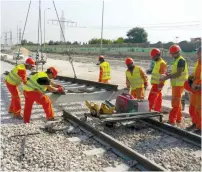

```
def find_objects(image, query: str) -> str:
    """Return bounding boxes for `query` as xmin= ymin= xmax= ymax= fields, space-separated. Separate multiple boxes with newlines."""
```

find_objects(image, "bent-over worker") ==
xmin=23 ymin=67 xmax=64 ymax=123
xmin=5 ymin=57 xmax=36 ymax=119
xmin=125 ymin=57 xmax=148 ymax=99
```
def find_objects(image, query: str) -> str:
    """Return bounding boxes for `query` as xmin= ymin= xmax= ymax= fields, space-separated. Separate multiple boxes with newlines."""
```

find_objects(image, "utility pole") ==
xmin=48 ymin=10 xmax=77 ymax=42
xmin=44 ymin=8 xmax=50 ymax=49
xmin=19 ymin=28 xmax=21 ymax=44
xmin=100 ymin=0 xmax=104 ymax=51
xmin=10 ymin=30 xmax=12 ymax=45
xmin=4 ymin=33 xmax=7 ymax=44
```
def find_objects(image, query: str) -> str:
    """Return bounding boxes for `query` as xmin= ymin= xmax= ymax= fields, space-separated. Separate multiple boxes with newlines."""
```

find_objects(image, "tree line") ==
xmin=21 ymin=27 xmax=201 ymax=52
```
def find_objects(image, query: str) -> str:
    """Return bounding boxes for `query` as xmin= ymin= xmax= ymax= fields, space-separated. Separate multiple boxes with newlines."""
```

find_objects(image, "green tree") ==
xmin=125 ymin=27 xmax=148 ymax=43
xmin=21 ymin=39 xmax=27 ymax=45
xmin=113 ymin=37 xmax=124 ymax=44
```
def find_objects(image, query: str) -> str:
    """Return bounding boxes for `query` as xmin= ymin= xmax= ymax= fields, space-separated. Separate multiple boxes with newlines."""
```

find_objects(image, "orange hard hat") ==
xmin=98 ymin=55 xmax=104 ymax=60
xmin=25 ymin=57 xmax=35 ymax=67
xmin=150 ymin=48 xmax=161 ymax=58
xmin=49 ymin=67 xmax=58 ymax=78
xmin=125 ymin=57 xmax=134 ymax=65
xmin=169 ymin=45 xmax=181 ymax=54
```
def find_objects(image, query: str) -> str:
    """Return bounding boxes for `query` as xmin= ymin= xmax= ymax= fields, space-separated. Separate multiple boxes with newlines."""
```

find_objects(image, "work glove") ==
xmin=56 ymin=84 xmax=62 ymax=88
xmin=188 ymin=75 xmax=194 ymax=81
xmin=57 ymin=86 xmax=64 ymax=93
xmin=144 ymin=82 xmax=148 ymax=90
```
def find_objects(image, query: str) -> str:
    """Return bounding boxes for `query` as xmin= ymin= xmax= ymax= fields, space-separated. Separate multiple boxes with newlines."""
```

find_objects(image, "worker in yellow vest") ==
xmin=161 ymin=45 xmax=188 ymax=125
xmin=148 ymin=48 xmax=167 ymax=112
xmin=23 ymin=67 xmax=64 ymax=123
xmin=5 ymin=57 xmax=36 ymax=119
xmin=125 ymin=57 xmax=148 ymax=99
xmin=98 ymin=55 xmax=111 ymax=83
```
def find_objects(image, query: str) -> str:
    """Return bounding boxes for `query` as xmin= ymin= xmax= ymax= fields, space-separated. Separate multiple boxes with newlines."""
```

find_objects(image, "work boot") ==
xmin=186 ymin=124 xmax=196 ymax=131
xmin=13 ymin=115 xmax=23 ymax=120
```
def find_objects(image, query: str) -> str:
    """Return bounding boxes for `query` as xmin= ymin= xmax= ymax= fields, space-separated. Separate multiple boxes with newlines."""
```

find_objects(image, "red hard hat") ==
xmin=150 ymin=48 xmax=161 ymax=58
xmin=49 ymin=67 xmax=58 ymax=78
xmin=98 ymin=55 xmax=104 ymax=60
xmin=125 ymin=57 xmax=134 ymax=65
xmin=169 ymin=45 xmax=181 ymax=54
xmin=25 ymin=57 xmax=35 ymax=67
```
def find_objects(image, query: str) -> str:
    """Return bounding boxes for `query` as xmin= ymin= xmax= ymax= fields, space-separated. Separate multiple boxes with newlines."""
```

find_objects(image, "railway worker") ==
xmin=125 ymin=57 xmax=148 ymax=99
xmin=23 ymin=67 xmax=64 ymax=123
xmin=184 ymin=47 xmax=201 ymax=133
xmin=97 ymin=55 xmax=111 ymax=83
xmin=148 ymin=48 xmax=167 ymax=112
xmin=160 ymin=45 xmax=188 ymax=125
xmin=5 ymin=57 xmax=36 ymax=119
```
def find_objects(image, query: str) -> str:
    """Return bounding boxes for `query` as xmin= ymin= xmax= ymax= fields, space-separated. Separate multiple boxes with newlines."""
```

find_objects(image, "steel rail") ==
xmin=62 ymin=110 xmax=166 ymax=171
xmin=141 ymin=118 xmax=201 ymax=147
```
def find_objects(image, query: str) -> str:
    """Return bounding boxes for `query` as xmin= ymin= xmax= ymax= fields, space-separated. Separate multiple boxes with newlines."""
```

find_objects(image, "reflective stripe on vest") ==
xmin=194 ymin=61 xmax=202 ymax=80
xmin=171 ymin=56 xmax=188 ymax=86
xmin=23 ymin=72 xmax=48 ymax=93
xmin=6 ymin=64 xmax=26 ymax=85
xmin=100 ymin=61 xmax=111 ymax=80
xmin=126 ymin=66 xmax=144 ymax=90
xmin=151 ymin=59 xmax=166 ymax=84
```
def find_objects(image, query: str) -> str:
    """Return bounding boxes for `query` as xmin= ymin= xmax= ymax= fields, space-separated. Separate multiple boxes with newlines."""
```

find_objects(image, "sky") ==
xmin=1 ymin=0 xmax=202 ymax=44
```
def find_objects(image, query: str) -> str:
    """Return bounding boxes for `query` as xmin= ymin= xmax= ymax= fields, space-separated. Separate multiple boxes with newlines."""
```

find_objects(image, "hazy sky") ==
xmin=1 ymin=0 xmax=201 ymax=44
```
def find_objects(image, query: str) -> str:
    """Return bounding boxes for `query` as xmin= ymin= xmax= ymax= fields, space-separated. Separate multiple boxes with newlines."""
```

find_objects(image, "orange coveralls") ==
xmin=148 ymin=60 xmax=167 ymax=112
xmin=126 ymin=66 xmax=148 ymax=99
xmin=5 ymin=69 xmax=27 ymax=116
xmin=193 ymin=60 xmax=201 ymax=129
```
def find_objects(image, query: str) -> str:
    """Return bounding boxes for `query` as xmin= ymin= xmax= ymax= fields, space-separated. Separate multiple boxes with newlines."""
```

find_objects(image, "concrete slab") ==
xmin=103 ymin=163 xmax=130 ymax=172
xmin=191 ymin=150 xmax=201 ymax=158
xmin=67 ymin=135 xmax=88 ymax=143
xmin=83 ymin=148 xmax=106 ymax=158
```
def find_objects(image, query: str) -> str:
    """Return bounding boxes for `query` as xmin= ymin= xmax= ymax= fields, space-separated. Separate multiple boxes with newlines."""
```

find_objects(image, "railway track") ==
xmin=1 ymin=59 xmax=201 ymax=171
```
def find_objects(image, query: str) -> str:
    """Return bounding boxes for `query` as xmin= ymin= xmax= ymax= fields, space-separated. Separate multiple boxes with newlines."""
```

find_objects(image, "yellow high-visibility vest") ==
xmin=171 ymin=56 xmax=188 ymax=86
xmin=194 ymin=61 xmax=202 ymax=80
xmin=6 ymin=64 xmax=26 ymax=86
xmin=23 ymin=72 xmax=48 ymax=93
xmin=100 ymin=61 xmax=111 ymax=80
xmin=151 ymin=58 xmax=166 ymax=84
xmin=126 ymin=66 xmax=144 ymax=90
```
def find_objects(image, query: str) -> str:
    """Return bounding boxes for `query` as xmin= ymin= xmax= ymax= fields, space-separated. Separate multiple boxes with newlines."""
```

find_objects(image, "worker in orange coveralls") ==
xmin=161 ymin=45 xmax=188 ymax=125
xmin=97 ymin=55 xmax=111 ymax=83
xmin=184 ymin=47 xmax=201 ymax=133
xmin=23 ymin=67 xmax=64 ymax=123
xmin=148 ymin=48 xmax=167 ymax=112
xmin=125 ymin=57 xmax=148 ymax=99
xmin=5 ymin=57 xmax=36 ymax=119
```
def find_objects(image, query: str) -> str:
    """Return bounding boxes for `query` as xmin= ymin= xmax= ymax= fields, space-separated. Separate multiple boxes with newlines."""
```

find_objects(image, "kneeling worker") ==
xmin=5 ymin=57 xmax=36 ymax=119
xmin=23 ymin=67 xmax=64 ymax=123
xmin=125 ymin=57 xmax=148 ymax=99
xmin=98 ymin=55 xmax=111 ymax=83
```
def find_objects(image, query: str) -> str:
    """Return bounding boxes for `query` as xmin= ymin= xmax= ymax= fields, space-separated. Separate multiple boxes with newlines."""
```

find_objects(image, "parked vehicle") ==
xmin=13 ymin=52 xmax=24 ymax=60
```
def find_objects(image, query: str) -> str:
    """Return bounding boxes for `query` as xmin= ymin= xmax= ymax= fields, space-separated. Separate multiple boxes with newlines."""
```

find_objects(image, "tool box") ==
xmin=115 ymin=93 xmax=149 ymax=113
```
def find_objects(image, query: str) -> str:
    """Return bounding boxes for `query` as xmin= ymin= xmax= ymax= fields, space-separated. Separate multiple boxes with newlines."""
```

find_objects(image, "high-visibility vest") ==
xmin=23 ymin=72 xmax=49 ymax=93
xmin=6 ymin=64 xmax=26 ymax=86
xmin=126 ymin=66 xmax=144 ymax=90
xmin=171 ymin=56 xmax=188 ymax=86
xmin=151 ymin=58 xmax=166 ymax=84
xmin=194 ymin=61 xmax=202 ymax=80
xmin=100 ymin=61 xmax=111 ymax=80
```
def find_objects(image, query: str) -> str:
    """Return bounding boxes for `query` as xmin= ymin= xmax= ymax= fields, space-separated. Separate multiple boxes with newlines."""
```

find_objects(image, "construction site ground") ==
xmin=1 ymin=49 xmax=192 ymax=126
